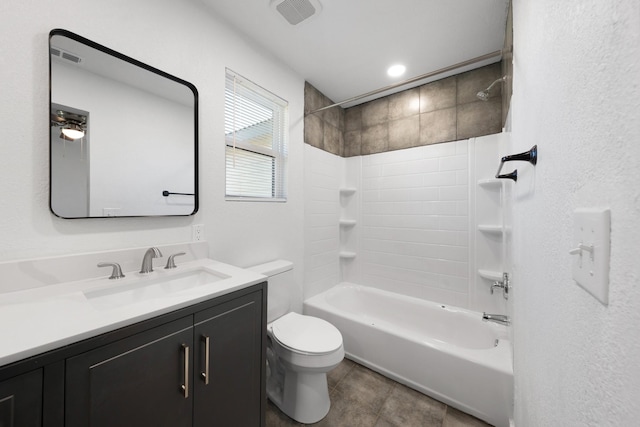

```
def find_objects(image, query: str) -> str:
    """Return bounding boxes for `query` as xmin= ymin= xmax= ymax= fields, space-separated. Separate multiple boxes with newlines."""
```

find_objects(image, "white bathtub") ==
xmin=303 ymin=283 xmax=513 ymax=427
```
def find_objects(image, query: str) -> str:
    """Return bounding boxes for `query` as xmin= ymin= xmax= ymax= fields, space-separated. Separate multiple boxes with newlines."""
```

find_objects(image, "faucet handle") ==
xmin=98 ymin=262 xmax=126 ymax=280
xmin=165 ymin=252 xmax=186 ymax=269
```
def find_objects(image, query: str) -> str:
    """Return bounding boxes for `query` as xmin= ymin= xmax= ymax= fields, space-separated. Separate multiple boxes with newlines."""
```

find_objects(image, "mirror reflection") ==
xmin=49 ymin=29 xmax=198 ymax=218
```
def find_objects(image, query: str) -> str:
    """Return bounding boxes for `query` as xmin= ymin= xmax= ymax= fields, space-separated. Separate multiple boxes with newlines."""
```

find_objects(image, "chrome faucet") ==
xmin=482 ymin=313 xmax=511 ymax=326
xmin=97 ymin=262 xmax=125 ymax=280
xmin=140 ymin=247 xmax=163 ymax=274
xmin=491 ymin=272 xmax=510 ymax=300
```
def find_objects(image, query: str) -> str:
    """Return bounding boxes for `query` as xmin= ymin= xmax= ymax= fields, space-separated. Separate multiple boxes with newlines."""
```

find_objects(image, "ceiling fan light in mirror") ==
xmin=61 ymin=124 xmax=85 ymax=140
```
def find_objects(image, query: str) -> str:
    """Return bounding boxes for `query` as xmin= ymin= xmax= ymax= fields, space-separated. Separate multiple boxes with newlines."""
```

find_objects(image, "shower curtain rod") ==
xmin=306 ymin=49 xmax=505 ymax=115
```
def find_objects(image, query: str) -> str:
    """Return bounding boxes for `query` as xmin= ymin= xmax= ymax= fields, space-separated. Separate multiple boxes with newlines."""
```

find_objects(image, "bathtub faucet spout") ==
xmin=482 ymin=313 xmax=511 ymax=326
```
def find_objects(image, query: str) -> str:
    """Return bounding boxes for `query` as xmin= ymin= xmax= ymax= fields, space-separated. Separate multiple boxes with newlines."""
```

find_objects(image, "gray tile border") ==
xmin=324 ymin=123 xmax=343 ymax=156
xmin=345 ymin=105 xmax=363 ymax=131
xmin=323 ymin=103 xmax=342 ymax=129
xmin=304 ymin=62 xmax=505 ymax=158
xmin=456 ymin=62 xmax=502 ymax=105
xmin=388 ymin=115 xmax=420 ymax=151
xmin=388 ymin=88 xmax=420 ymax=121
xmin=420 ymin=76 xmax=457 ymax=114
xmin=362 ymin=98 xmax=389 ymax=128
xmin=304 ymin=82 xmax=327 ymax=114
xmin=304 ymin=113 xmax=324 ymax=149
xmin=361 ymin=123 xmax=389 ymax=155
xmin=344 ymin=130 xmax=362 ymax=157
xmin=420 ymin=107 xmax=457 ymax=145
xmin=456 ymin=97 xmax=502 ymax=140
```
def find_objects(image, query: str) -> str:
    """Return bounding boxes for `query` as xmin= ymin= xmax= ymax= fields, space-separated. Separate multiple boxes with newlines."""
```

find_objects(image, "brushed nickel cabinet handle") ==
xmin=181 ymin=344 xmax=189 ymax=398
xmin=201 ymin=335 xmax=210 ymax=385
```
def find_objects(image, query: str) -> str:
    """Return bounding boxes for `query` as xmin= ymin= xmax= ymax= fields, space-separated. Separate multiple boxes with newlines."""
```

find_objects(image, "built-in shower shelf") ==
xmin=339 ymin=187 xmax=357 ymax=196
xmin=339 ymin=251 xmax=357 ymax=260
xmin=477 ymin=179 xmax=503 ymax=188
xmin=478 ymin=269 xmax=503 ymax=281
xmin=478 ymin=224 xmax=503 ymax=234
xmin=339 ymin=219 xmax=357 ymax=227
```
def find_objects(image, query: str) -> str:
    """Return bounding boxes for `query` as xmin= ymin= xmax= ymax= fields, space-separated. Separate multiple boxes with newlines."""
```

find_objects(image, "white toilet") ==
xmin=249 ymin=260 xmax=344 ymax=424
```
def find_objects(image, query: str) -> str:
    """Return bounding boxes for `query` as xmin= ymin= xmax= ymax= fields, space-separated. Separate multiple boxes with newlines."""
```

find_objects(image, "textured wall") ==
xmin=304 ymin=63 xmax=504 ymax=157
xmin=0 ymin=0 xmax=306 ymax=311
xmin=511 ymin=0 xmax=640 ymax=425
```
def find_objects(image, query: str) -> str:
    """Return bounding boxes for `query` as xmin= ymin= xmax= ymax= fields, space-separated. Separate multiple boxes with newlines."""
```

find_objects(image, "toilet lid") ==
xmin=271 ymin=312 xmax=342 ymax=354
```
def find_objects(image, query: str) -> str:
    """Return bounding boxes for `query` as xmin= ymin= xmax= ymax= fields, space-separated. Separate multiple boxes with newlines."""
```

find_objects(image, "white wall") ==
xmin=512 ymin=0 xmax=640 ymax=425
xmin=0 ymin=0 xmax=305 ymax=310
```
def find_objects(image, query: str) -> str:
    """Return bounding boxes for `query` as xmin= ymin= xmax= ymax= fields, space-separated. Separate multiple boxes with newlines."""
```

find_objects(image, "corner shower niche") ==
xmin=476 ymin=178 xmax=507 ymax=282
xmin=472 ymin=133 xmax=511 ymax=312
xmin=338 ymin=187 xmax=357 ymax=262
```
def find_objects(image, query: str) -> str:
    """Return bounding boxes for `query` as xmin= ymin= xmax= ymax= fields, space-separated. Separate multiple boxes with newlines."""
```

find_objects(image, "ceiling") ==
xmin=199 ymin=0 xmax=509 ymax=107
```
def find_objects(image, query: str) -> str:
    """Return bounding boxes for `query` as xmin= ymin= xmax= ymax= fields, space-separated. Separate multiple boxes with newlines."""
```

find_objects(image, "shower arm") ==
xmin=495 ymin=145 xmax=538 ymax=182
xmin=484 ymin=76 xmax=507 ymax=92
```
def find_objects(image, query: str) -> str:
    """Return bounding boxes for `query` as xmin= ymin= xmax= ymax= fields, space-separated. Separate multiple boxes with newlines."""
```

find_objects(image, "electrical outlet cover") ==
xmin=571 ymin=208 xmax=611 ymax=305
xmin=192 ymin=224 xmax=205 ymax=242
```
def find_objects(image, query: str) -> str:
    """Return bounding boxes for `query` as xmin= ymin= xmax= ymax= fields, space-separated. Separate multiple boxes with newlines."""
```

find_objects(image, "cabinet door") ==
xmin=193 ymin=290 xmax=264 ymax=427
xmin=0 ymin=369 xmax=42 ymax=427
xmin=65 ymin=316 xmax=194 ymax=427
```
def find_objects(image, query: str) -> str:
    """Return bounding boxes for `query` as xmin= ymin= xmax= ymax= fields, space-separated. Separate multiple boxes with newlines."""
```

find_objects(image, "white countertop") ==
xmin=0 ymin=258 xmax=266 ymax=367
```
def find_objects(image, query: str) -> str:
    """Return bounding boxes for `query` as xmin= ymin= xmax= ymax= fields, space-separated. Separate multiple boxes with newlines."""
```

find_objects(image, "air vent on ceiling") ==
xmin=270 ymin=0 xmax=322 ymax=26
xmin=50 ymin=46 xmax=82 ymax=64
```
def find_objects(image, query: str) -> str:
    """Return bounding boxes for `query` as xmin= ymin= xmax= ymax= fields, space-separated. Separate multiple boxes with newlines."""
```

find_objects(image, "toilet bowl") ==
xmin=249 ymin=260 xmax=344 ymax=424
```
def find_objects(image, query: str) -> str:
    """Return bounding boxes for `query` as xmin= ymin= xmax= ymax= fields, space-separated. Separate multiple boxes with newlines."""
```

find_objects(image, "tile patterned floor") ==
xmin=266 ymin=358 xmax=492 ymax=427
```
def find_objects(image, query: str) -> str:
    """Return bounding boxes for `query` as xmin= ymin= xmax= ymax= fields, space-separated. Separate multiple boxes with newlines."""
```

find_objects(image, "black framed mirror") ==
xmin=49 ymin=29 xmax=198 ymax=218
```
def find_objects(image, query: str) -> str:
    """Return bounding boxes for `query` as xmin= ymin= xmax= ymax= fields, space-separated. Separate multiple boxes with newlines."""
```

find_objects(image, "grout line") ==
xmin=442 ymin=404 xmax=449 ymax=426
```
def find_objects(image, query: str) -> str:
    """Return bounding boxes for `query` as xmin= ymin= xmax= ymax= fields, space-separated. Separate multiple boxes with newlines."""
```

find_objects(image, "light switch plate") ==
xmin=571 ymin=208 xmax=611 ymax=304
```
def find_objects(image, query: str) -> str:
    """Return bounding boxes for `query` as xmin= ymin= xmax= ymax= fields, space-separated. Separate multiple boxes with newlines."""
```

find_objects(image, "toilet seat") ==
xmin=271 ymin=312 xmax=342 ymax=355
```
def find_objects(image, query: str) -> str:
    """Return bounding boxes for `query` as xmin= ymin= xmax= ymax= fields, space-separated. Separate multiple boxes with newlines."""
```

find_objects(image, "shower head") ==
xmin=476 ymin=76 xmax=507 ymax=101
xmin=476 ymin=90 xmax=490 ymax=101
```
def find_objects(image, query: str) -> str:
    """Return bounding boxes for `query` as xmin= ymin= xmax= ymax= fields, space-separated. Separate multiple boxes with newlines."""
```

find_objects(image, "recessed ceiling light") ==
xmin=387 ymin=64 xmax=406 ymax=77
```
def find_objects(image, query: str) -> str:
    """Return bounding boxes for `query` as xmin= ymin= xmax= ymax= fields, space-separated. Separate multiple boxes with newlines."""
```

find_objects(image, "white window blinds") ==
xmin=225 ymin=69 xmax=288 ymax=201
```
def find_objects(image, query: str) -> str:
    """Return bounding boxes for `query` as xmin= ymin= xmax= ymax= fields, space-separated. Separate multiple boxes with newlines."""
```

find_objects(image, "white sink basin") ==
xmin=84 ymin=269 xmax=229 ymax=310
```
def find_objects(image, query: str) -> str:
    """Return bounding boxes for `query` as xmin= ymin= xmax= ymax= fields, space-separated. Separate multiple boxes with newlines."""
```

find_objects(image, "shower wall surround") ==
xmin=304 ymin=134 xmax=506 ymax=313
xmin=304 ymin=62 xmax=503 ymax=157
xmin=303 ymin=146 xmax=344 ymax=299
xmin=359 ymin=140 xmax=471 ymax=307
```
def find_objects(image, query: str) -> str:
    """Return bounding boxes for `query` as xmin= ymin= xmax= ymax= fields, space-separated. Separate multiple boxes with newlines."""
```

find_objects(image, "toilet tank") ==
xmin=248 ymin=260 xmax=294 ymax=323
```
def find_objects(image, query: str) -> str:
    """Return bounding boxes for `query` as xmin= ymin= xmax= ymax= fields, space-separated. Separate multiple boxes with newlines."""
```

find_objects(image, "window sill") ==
xmin=225 ymin=197 xmax=287 ymax=203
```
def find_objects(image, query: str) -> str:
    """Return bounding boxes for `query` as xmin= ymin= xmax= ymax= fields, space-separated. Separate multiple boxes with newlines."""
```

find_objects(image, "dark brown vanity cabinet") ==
xmin=0 ymin=369 xmax=43 ymax=427
xmin=193 ymin=291 xmax=263 ymax=427
xmin=0 ymin=284 xmax=266 ymax=427
xmin=65 ymin=316 xmax=195 ymax=427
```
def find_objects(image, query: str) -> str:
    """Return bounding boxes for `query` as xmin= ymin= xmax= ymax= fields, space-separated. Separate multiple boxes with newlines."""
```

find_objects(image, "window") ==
xmin=224 ymin=69 xmax=288 ymax=201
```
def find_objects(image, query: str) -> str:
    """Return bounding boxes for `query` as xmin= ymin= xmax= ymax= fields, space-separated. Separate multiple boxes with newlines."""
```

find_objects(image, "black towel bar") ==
xmin=162 ymin=190 xmax=195 ymax=197
xmin=495 ymin=145 xmax=537 ymax=182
